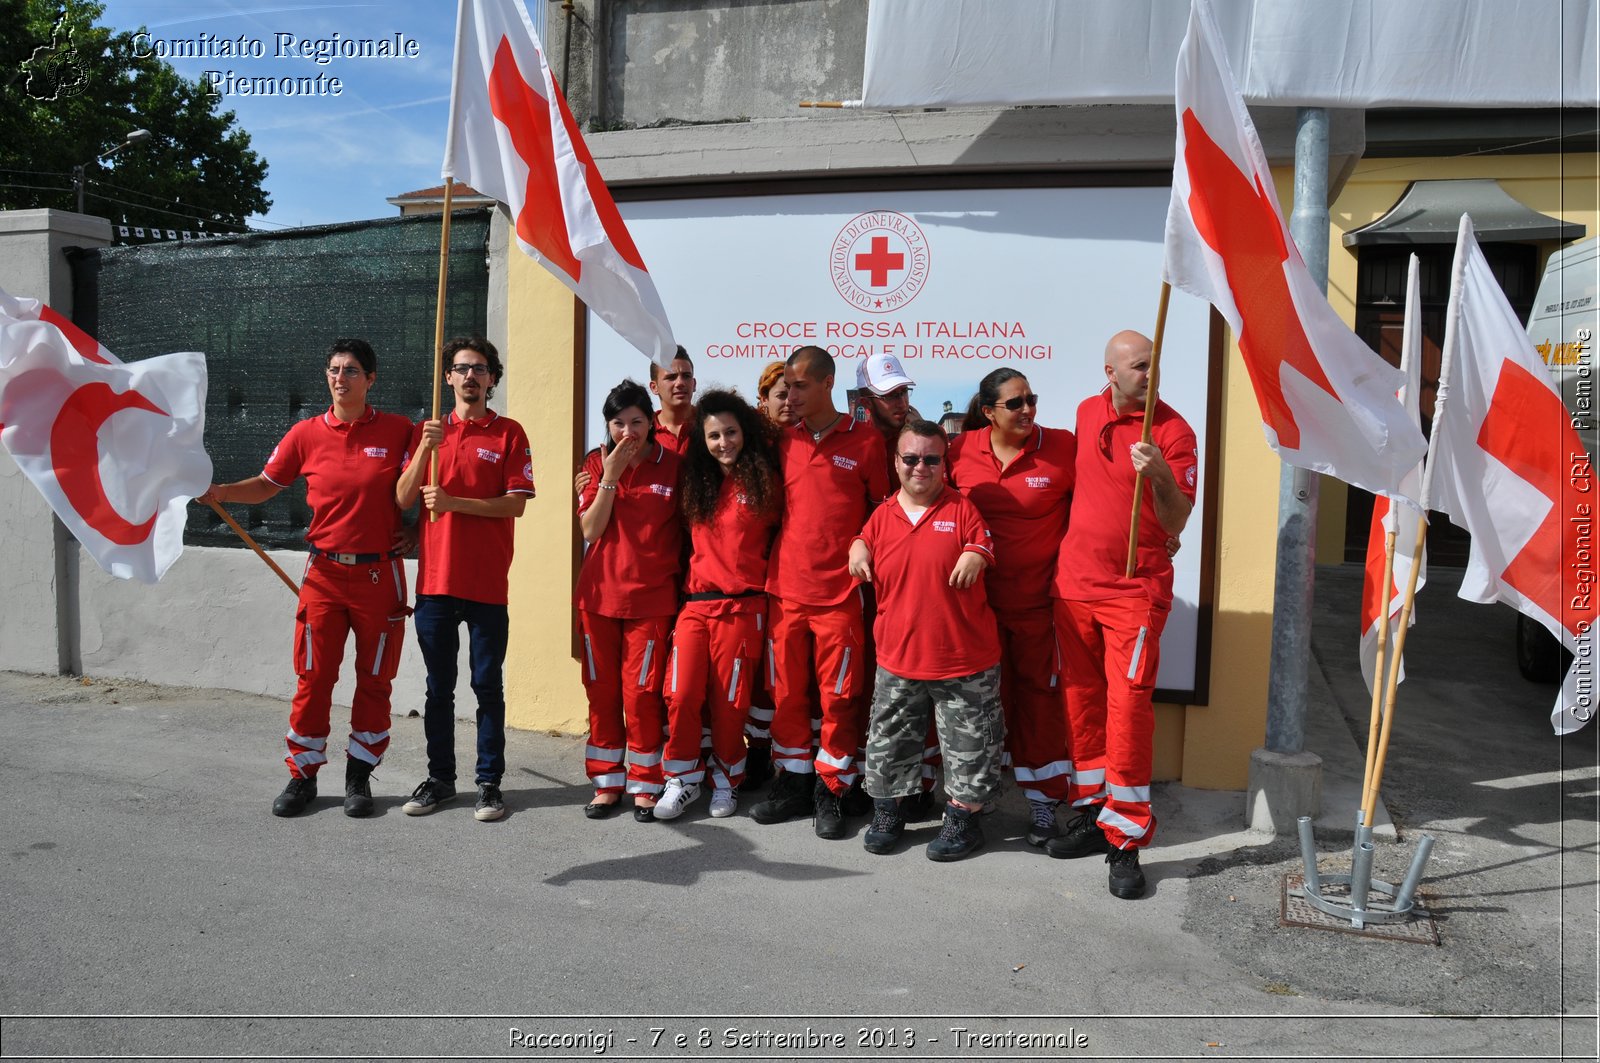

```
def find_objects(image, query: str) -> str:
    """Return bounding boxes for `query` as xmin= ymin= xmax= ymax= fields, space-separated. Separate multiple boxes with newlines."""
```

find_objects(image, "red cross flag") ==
xmin=1162 ymin=0 xmax=1426 ymax=499
xmin=1428 ymin=215 xmax=1597 ymax=734
xmin=1358 ymin=254 xmax=1428 ymax=694
xmin=443 ymin=0 xmax=676 ymax=365
xmin=0 ymin=287 xmax=211 ymax=583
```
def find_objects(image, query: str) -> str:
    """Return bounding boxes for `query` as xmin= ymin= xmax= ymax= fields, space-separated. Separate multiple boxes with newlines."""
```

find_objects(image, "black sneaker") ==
xmin=813 ymin=776 xmax=846 ymax=839
xmin=839 ymin=778 xmax=872 ymax=817
xmin=271 ymin=777 xmax=317 ymax=817
xmin=402 ymin=778 xmax=457 ymax=816
xmin=1025 ymin=799 xmax=1058 ymax=847
xmin=862 ymin=797 xmax=906 ymax=855
xmin=1045 ymin=803 xmax=1110 ymax=859
xmin=926 ymin=802 xmax=985 ymax=862
xmin=344 ymin=761 xmax=375 ymax=818
xmin=749 ymin=770 xmax=814 ymax=825
xmin=474 ymin=783 xmax=505 ymax=822
xmin=1107 ymin=846 xmax=1146 ymax=899
xmin=740 ymin=745 xmax=774 ymax=793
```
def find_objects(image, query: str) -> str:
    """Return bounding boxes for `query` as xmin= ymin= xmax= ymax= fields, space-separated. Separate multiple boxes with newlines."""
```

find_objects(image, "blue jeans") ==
xmin=413 ymin=594 xmax=509 ymax=785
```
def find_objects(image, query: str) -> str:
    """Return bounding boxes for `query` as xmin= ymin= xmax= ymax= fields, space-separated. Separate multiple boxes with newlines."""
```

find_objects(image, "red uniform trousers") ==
xmin=664 ymin=604 xmax=760 ymax=790
xmin=996 ymin=604 xmax=1071 ymax=803
xmin=1052 ymin=595 xmax=1167 ymax=850
xmin=578 ymin=610 xmax=669 ymax=796
xmin=767 ymin=594 xmax=865 ymax=795
xmin=286 ymin=555 xmax=409 ymax=778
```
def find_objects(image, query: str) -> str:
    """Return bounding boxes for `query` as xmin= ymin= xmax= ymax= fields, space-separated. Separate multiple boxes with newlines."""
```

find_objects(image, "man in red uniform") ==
xmin=649 ymin=346 xmax=697 ymax=454
xmin=849 ymin=420 xmax=1002 ymax=861
xmin=1047 ymin=330 xmax=1197 ymax=899
xmin=202 ymin=338 xmax=413 ymax=819
xmin=395 ymin=337 xmax=534 ymax=823
xmin=752 ymin=345 xmax=890 ymax=838
xmin=855 ymin=352 xmax=919 ymax=485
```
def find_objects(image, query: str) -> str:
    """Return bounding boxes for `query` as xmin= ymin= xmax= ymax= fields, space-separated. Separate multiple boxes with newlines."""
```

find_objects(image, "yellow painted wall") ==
xmin=1315 ymin=152 xmax=1600 ymax=563
xmin=504 ymin=252 xmax=588 ymax=733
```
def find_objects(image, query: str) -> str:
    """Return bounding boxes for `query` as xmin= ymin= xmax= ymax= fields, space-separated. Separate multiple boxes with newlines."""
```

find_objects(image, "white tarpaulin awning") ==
xmin=862 ymin=0 xmax=1599 ymax=110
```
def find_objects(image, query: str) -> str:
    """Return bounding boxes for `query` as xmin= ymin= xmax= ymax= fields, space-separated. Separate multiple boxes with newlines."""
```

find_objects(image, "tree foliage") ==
xmin=0 ymin=0 xmax=270 ymax=231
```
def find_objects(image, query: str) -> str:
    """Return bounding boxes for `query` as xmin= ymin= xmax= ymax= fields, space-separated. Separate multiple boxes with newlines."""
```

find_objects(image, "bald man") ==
xmin=1047 ymin=330 xmax=1197 ymax=900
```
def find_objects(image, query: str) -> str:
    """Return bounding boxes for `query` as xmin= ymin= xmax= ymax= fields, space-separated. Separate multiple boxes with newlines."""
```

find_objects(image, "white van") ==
xmin=1517 ymin=235 xmax=1598 ymax=680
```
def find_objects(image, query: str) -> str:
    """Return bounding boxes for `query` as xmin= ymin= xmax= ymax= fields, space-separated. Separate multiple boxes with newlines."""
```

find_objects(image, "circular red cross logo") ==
xmin=829 ymin=210 xmax=930 ymax=314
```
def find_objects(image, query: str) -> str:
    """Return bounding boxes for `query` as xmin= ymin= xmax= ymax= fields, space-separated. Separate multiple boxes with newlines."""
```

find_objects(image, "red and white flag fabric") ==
xmin=1358 ymin=254 xmax=1428 ymax=694
xmin=1428 ymin=215 xmax=1597 ymax=734
xmin=443 ymin=0 xmax=676 ymax=365
xmin=1163 ymin=0 xmax=1426 ymax=499
xmin=0 ymin=287 xmax=211 ymax=583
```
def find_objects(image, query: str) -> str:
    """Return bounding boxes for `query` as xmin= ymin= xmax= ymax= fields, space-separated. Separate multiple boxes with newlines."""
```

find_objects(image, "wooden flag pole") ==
xmin=1359 ymin=528 xmax=1399 ymax=812
xmin=205 ymin=499 xmax=299 ymax=597
xmin=1361 ymin=511 xmax=1429 ymax=827
xmin=1126 ymin=282 xmax=1172 ymax=577
xmin=427 ymin=178 xmax=456 ymax=523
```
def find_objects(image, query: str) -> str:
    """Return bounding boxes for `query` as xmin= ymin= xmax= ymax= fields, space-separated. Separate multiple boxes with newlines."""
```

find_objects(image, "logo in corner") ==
xmin=22 ymin=14 xmax=90 ymax=101
xmin=830 ymin=210 xmax=930 ymax=315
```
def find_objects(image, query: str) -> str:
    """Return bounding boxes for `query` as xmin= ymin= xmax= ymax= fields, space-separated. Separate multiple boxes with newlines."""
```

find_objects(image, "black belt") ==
xmin=308 ymin=545 xmax=402 ymax=565
xmin=685 ymin=589 xmax=766 ymax=603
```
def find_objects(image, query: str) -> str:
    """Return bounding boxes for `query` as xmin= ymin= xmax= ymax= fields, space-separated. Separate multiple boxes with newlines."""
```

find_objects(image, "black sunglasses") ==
xmin=989 ymin=393 xmax=1039 ymax=411
xmin=899 ymin=454 xmax=943 ymax=468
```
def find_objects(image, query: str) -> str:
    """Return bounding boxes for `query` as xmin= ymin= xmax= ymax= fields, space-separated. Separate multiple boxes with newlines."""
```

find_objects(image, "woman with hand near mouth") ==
xmin=574 ymin=379 xmax=683 ymax=821
xmin=201 ymin=338 xmax=415 ymax=819
xmin=654 ymin=390 xmax=782 ymax=821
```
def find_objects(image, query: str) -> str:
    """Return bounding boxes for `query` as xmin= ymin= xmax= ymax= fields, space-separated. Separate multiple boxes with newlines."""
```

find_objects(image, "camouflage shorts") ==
xmin=865 ymin=664 xmax=1004 ymax=806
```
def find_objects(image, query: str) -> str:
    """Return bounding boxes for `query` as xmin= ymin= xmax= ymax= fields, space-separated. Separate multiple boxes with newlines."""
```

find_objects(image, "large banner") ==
xmin=587 ymin=186 xmax=1215 ymax=698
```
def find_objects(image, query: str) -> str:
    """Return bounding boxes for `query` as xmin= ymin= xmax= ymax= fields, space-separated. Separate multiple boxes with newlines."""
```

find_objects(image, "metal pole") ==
xmin=73 ymin=164 xmax=85 ymax=214
xmin=1264 ymin=106 xmax=1329 ymax=754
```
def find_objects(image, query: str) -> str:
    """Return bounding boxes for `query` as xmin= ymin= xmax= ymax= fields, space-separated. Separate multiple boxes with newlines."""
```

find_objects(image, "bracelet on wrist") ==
xmin=598 ymin=481 xmax=618 ymax=491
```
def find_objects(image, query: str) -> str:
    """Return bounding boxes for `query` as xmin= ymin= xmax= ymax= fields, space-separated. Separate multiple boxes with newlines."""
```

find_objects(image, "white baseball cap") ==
xmin=856 ymin=353 xmax=916 ymax=396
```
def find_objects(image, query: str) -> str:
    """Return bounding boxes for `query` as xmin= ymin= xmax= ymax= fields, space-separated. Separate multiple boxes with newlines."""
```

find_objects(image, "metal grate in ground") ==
xmin=1280 ymin=873 xmax=1441 ymax=945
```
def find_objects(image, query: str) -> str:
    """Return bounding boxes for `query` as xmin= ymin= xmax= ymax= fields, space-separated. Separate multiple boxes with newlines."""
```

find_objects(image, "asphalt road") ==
xmin=0 ymin=564 xmax=1595 ymax=1062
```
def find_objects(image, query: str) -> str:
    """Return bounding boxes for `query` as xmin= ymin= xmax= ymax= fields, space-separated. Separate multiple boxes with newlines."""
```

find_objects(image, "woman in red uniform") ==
xmin=949 ymin=367 xmax=1076 ymax=846
xmin=575 ymin=379 xmax=684 ymax=821
xmin=740 ymin=359 xmax=794 ymax=790
xmin=653 ymin=390 xmax=782 ymax=820
xmin=201 ymin=338 xmax=414 ymax=819
xmin=757 ymin=360 xmax=795 ymax=428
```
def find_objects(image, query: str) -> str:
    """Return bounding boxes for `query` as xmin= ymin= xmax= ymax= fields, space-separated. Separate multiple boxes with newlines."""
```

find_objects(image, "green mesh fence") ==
xmin=82 ymin=210 xmax=492 ymax=550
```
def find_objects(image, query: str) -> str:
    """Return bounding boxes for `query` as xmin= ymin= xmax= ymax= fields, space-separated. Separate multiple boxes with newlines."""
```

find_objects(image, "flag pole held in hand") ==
xmin=1126 ymin=282 xmax=1171 ymax=578
xmin=204 ymin=499 xmax=299 ymax=596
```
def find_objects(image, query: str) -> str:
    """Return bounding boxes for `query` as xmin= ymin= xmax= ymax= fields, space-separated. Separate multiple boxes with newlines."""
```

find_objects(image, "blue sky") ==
xmin=99 ymin=2 xmax=544 ymax=231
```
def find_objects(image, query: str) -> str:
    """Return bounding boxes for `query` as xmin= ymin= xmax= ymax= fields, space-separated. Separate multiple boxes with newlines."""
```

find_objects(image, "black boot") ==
xmin=271 ymin=776 xmax=317 ymax=817
xmin=813 ymin=776 xmax=845 ymax=839
xmin=749 ymin=769 xmax=814 ymax=824
xmin=344 ymin=760 xmax=375 ymax=818
xmin=926 ymin=802 xmax=985 ymax=862
xmin=740 ymin=743 xmax=774 ymax=792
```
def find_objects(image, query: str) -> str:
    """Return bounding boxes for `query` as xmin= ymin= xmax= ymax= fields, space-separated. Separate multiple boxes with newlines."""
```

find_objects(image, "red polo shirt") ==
xmin=406 ymin=410 xmax=535 ymax=605
xmin=685 ymin=475 xmax=779 ymax=614
xmin=856 ymin=489 xmax=1000 ymax=680
xmin=652 ymin=414 xmax=693 ymax=455
xmin=766 ymin=417 xmax=891 ymax=607
xmin=574 ymin=443 xmax=683 ymax=618
xmin=262 ymin=406 xmax=412 ymax=554
xmin=948 ymin=425 xmax=1076 ymax=613
xmin=1054 ymin=387 xmax=1198 ymax=607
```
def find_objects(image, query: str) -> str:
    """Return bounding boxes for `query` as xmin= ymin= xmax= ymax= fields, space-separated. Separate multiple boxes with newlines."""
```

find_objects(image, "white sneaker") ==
xmin=708 ymin=787 xmax=737 ymax=818
xmin=654 ymin=777 xmax=700 ymax=820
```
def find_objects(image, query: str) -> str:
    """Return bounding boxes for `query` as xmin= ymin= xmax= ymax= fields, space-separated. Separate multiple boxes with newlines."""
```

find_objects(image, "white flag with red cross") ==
xmin=0 ymin=287 xmax=211 ymax=583
xmin=1359 ymin=254 xmax=1428 ymax=694
xmin=443 ymin=0 xmax=676 ymax=365
xmin=1162 ymin=0 xmax=1427 ymax=499
xmin=1428 ymin=215 xmax=1597 ymax=734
